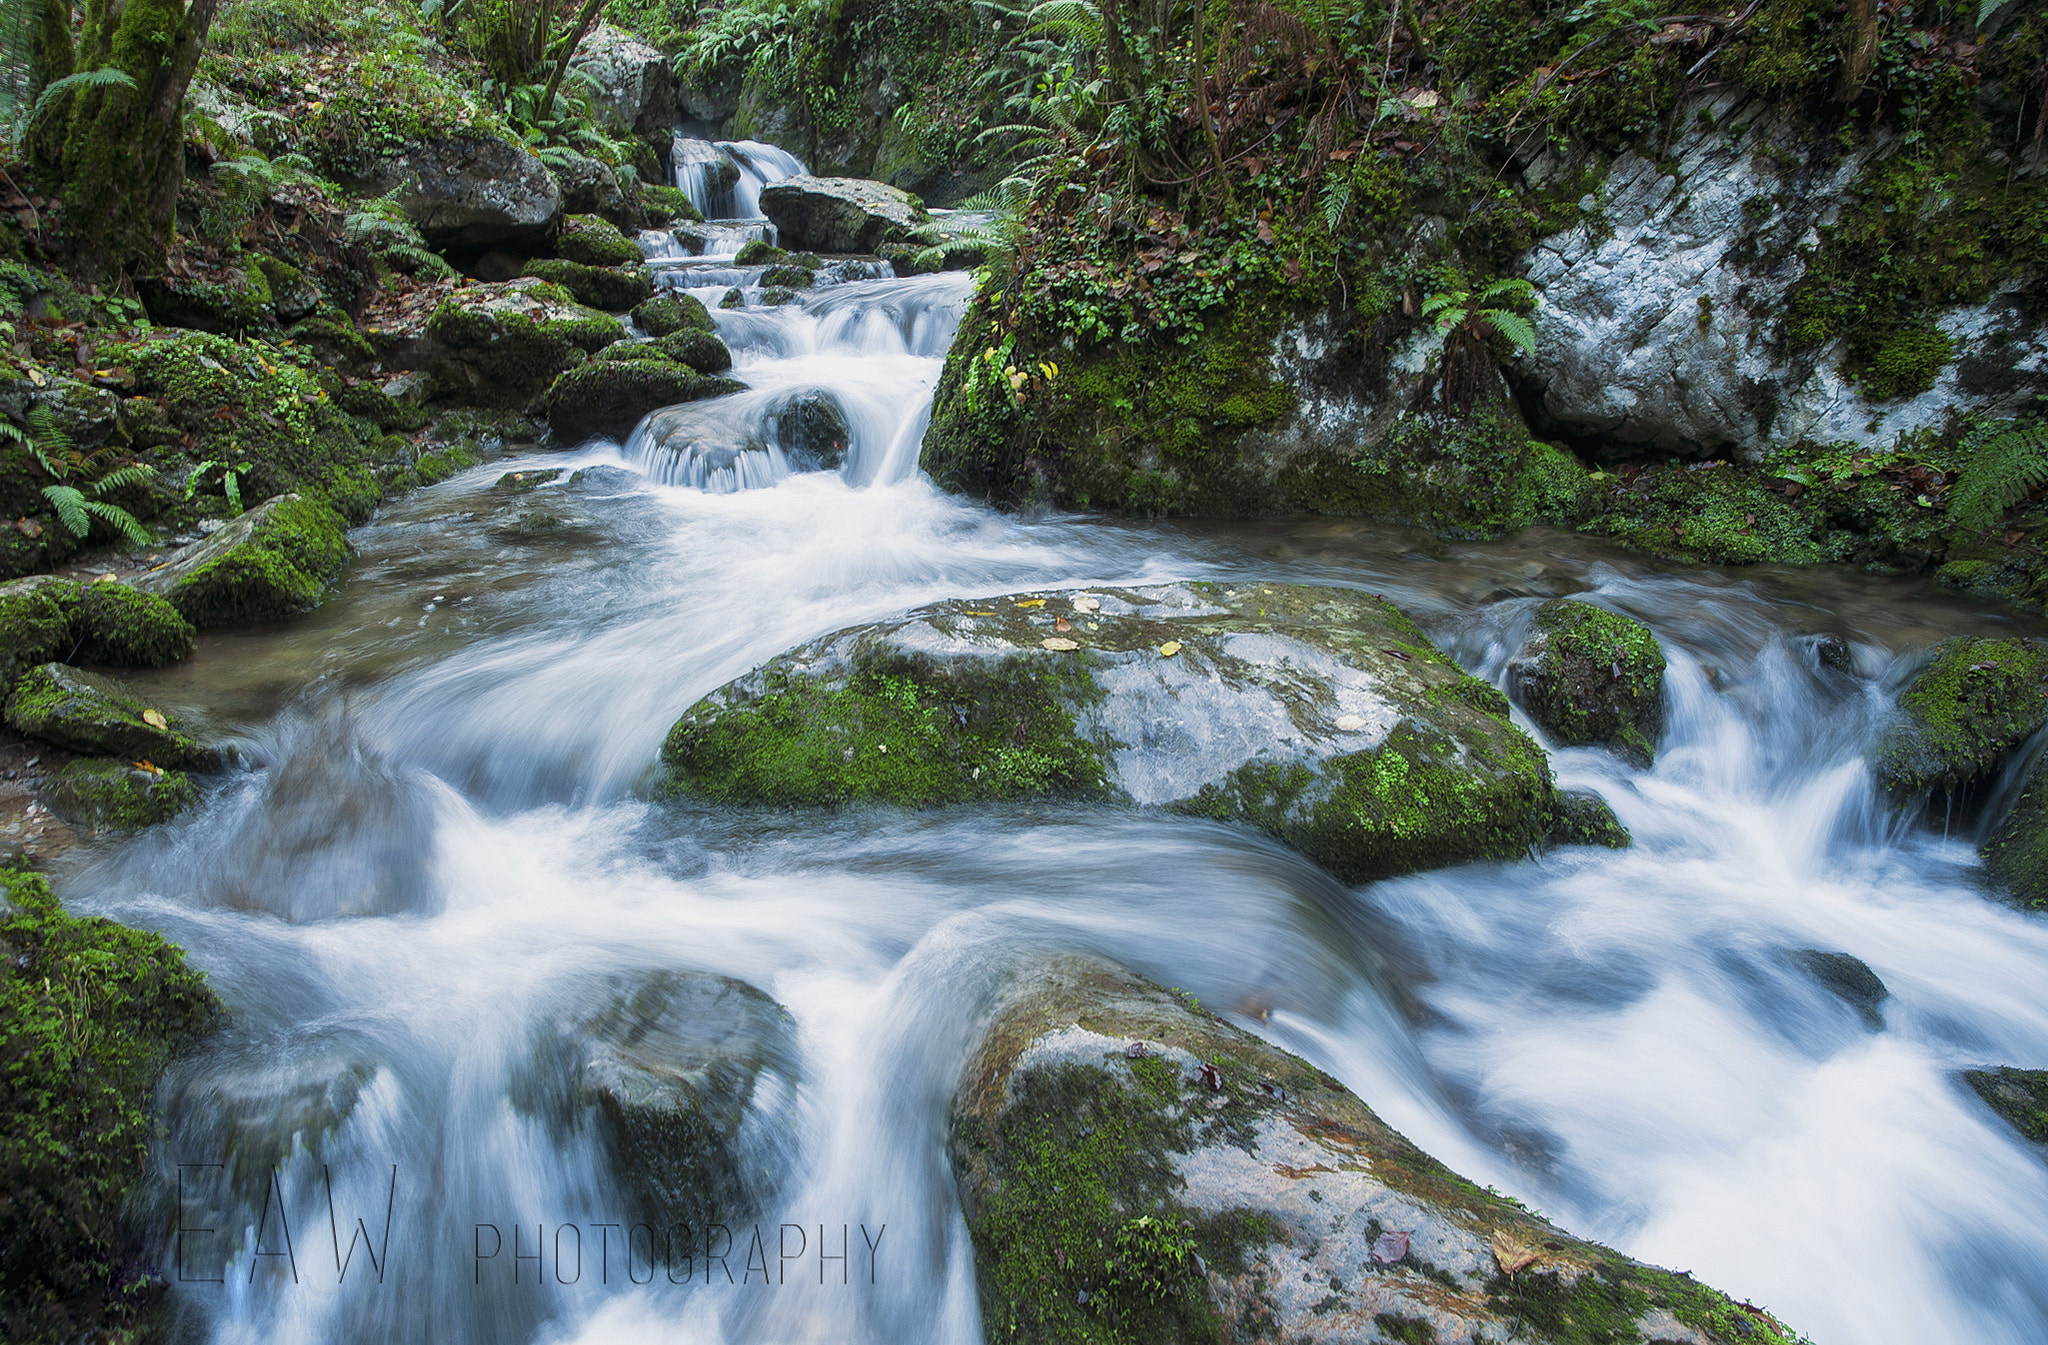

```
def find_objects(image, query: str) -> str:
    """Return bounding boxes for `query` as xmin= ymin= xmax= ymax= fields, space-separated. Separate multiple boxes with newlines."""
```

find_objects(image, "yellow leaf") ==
xmin=1016 ymin=598 xmax=1046 ymax=608
xmin=93 ymin=572 xmax=119 ymax=583
xmin=1491 ymin=1230 xmax=1541 ymax=1276
xmin=964 ymin=610 xmax=995 ymax=616
xmin=1159 ymin=641 xmax=1182 ymax=657
xmin=1041 ymin=637 xmax=1079 ymax=651
xmin=141 ymin=708 xmax=168 ymax=730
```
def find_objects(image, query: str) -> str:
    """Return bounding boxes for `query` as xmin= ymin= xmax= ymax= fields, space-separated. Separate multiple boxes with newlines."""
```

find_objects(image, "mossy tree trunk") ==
xmin=24 ymin=0 xmax=76 ymax=174
xmin=35 ymin=0 xmax=220 ymax=280
xmin=1835 ymin=0 xmax=1880 ymax=102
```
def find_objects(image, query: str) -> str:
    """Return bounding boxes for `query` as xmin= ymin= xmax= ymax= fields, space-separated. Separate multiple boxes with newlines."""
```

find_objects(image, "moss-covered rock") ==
xmin=137 ymin=258 xmax=275 ymax=332
xmin=1510 ymin=600 xmax=1667 ymax=768
xmin=45 ymin=757 xmax=200 ymax=831
xmin=1963 ymin=1067 xmax=2048 ymax=1145
xmin=545 ymin=361 xmax=746 ymax=443
xmin=595 ymin=328 xmax=732 ymax=374
xmin=133 ymin=492 xmax=351 ymax=628
xmin=4 ymin=663 xmax=210 ymax=768
xmin=1788 ymin=949 xmax=1888 ymax=1031
xmin=664 ymin=582 xmax=1557 ymax=884
xmin=734 ymin=240 xmax=786 ymax=266
xmin=1980 ymin=747 xmax=2048 ymax=912
xmin=638 ymin=184 xmax=704 ymax=225
xmin=555 ymin=213 xmax=645 ymax=268
xmin=630 ymin=291 xmax=715 ymax=338
xmin=1546 ymin=789 xmax=1632 ymax=848
xmin=521 ymin=258 xmax=655 ymax=312
xmin=0 ymin=869 xmax=220 ymax=1344
xmin=71 ymin=581 xmax=195 ymax=667
xmin=760 ymin=286 xmax=799 ymax=306
xmin=422 ymin=277 xmax=626 ymax=407
xmin=1877 ymin=638 xmax=2048 ymax=802
xmin=952 ymin=956 xmax=1804 ymax=1345
xmin=0 ymin=577 xmax=83 ymax=698
xmin=758 ymin=263 xmax=815 ymax=290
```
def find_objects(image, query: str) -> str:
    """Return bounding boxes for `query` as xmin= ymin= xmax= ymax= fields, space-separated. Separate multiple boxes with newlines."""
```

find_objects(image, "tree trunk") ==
xmin=26 ymin=0 xmax=77 ymax=173
xmin=51 ymin=0 xmax=220 ymax=279
xmin=1835 ymin=0 xmax=1880 ymax=103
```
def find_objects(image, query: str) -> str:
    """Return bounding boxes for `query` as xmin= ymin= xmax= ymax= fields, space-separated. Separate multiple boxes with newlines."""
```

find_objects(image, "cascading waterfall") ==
xmin=667 ymin=137 xmax=809 ymax=257
xmin=55 ymin=234 xmax=2048 ymax=1345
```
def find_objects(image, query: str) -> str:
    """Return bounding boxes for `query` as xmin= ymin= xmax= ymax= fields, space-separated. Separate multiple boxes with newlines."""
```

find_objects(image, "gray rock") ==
xmin=547 ymin=150 xmax=633 ymax=230
xmin=758 ymin=175 xmax=925 ymax=253
xmin=354 ymin=135 xmax=564 ymax=250
xmin=133 ymin=493 xmax=351 ymax=629
xmin=662 ymin=582 xmax=1556 ymax=885
xmin=1507 ymin=599 xmax=1667 ymax=768
xmin=573 ymin=26 xmax=675 ymax=142
xmin=1789 ymin=949 xmax=1888 ymax=1030
xmin=4 ymin=663 xmax=211 ymax=768
xmin=951 ymin=956 xmax=1781 ymax=1345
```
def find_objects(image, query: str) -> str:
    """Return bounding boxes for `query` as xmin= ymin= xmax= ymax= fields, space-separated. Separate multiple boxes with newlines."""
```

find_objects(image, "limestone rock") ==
xmin=133 ymin=493 xmax=351 ymax=628
xmin=353 ymin=134 xmax=564 ymax=249
xmin=951 ymin=956 xmax=1798 ymax=1345
xmin=662 ymin=582 xmax=1557 ymax=885
xmin=1508 ymin=600 xmax=1667 ymax=768
xmin=572 ymin=27 xmax=676 ymax=142
xmin=4 ymin=663 xmax=210 ymax=768
xmin=547 ymin=151 xmax=634 ymax=230
xmin=758 ymin=176 xmax=925 ymax=253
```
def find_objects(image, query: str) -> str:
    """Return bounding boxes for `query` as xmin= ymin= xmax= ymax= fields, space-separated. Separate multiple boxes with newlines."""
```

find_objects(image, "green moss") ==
xmin=556 ymin=214 xmax=645 ymax=268
xmin=425 ymin=294 xmax=627 ymax=407
xmin=1877 ymin=637 xmax=2048 ymax=799
xmin=1581 ymin=462 xmax=1842 ymax=567
xmin=597 ymin=329 xmax=733 ymax=374
xmin=1515 ymin=600 xmax=1666 ymax=767
xmin=662 ymin=650 xmax=1111 ymax=807
xmin=0 ymin=582 xmax=83 ymax=697
xmin=1547 ymin=790 xmax=1632 ymax=849
xmin=4 ymin=664 xmax=210 ymax=768
xmin=761 ymin=286 xmax=799 ymax=306
xmin=1375 ymin=1313 xmax=1439 ymax=1344
xmin=71 ymin=583 xmax=195 ymax=668
xmin=152 ymin=493 xmax=351 ymax=628
xmin=638 ymin=184 xmax=703 ymax=224
xmin=48 ymin=758 xmax=200 ymax=829
xmin=0 ymin=868 xmax=220 ymax=1345
xmin=1963 ymin=1067 xmax=2048 ymax=1144
xmin=1860 ymin=327 xmax=1953 ymax=401
xmin=545 ymin=361 xmax=746 ymax=442
xmin=521 ymin=258 xmax=655 ymax=312
xmin=631 ymin=290 xmax=716 ymax=337
xmin=734 ymin=240 xmax=787 ymax=265
xmin=1329 ymin=409 xmax=1593 ymax=539
xmin=759 ymin=264 xmax=816 ymax=289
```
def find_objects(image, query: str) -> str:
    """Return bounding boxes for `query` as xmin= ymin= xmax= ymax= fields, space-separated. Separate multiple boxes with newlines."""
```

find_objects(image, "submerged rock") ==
xmin=4 ymin=663 xmax=210 ymax=768
xmin=1509 ymin=599 xmax=1667 ymax=768
xmin=522 ymin=258 xmax=654 ymax=312
xmin=1963 ymin=1067 xmax=2048 ymax=1144
xmin=1877 ymin=637 xmax=2048 ymax=802
xmin=44 ymin=758 xmax=200 ymax=832
xmin=546 ymin=361 xmax=746 ymax=443
xmin=952 ymin=956 xmax=1801 ymax=1345
xmin=758 ymin=176 xmax=925 ymax=253
xmin=663 ymin=582 xmax=1557 ymax=885
xmin=134 ymin=492 xmax=351 ymax=628
xmin=1788 ymin=949 xmax=1888 ymax=1030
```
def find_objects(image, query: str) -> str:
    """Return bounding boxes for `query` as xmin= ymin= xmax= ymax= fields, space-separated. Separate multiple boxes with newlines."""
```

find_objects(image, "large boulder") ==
xmin=572 ymin=27 xmax=676 ymax=143
xmin=355 ymin=134 xmax=563 ymax=250
xmin=1876 ymin=637 xmax=2048 ymax=803
xmin=133 ymin=493 xmax=351 ymax=628
xmin=632 ymin=290 xmax=716 ymax=338
xmin=672 ymin=139 xmax=741 ymax=216
xmin=758 ymin=176 xmax=925 ymax=254
xmin=44 ymin=758 xmax=200 ymax=832
xmin=556 ymin=213 xmax=646 ymax=268
xmin=952 ymin=956 xmax=1803 ymax=1345
xmin=4 ymin=663 xmax=210 ymax=768
xmin=521 ymin=258 xmax=654 ymax=312
xmin=547 ymin=151 xmax=635 ymax=230
xmin=662 ymin=582 xmax=1561 ymax=884
xmin=420 ymin=277 xmax=626 ymax=406
xmin=545 ymin=360 xmax=746 ymax=443
xmin=0 ymin=576 xmax=192 ymax=695
xmin=1508 ymin=599 xmax=1667 ymax=768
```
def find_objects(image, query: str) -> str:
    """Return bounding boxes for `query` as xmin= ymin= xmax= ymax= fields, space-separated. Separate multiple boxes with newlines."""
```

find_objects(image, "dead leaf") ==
xmin=964 ymin=609 xmax=995 ymax=616
xmin=1371 ymin=1230 xmax=1410 ymax=1264
xmin=14 ymin=518 xmax=40 ymax=539
xmin=1072 ymin=596 xmax=1100 ymax=612
xmin=1016 ymin=598 xmax=1047 ymax=608
xmin=141 ymin=708 xmax=168 ymax=730
xmin=1335 ymin=713 xmax=1370 ymax=731
xmin=1159 ymin=641 xmax=1183 ymax=657
xmin=1491 ymin=1230 xmax=1541 ymax=1276
xmin=93 ymin=572 xmax=118 ymax=583
xmin=1198 ymin=1061 xmax=1224 ymax=1091
xmin=1054 ymin=617 xmax=1072 ymax=632
xmin=1041 ymin=637 xmax=1079 ymax=651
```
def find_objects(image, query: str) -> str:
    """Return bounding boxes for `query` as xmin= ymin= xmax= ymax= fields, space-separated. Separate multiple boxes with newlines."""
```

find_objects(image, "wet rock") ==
xmin=760 ymin=286 xmax=799 ymax=306
xmin=952 ymin=956 xmax=1795 ymax=1345
xmin=44 ymin=758 xmax=199 ymax=832
xmin=1877 ymin=637 xmax=2048 ymax=803
xmin=567 ymin=971 xmax=800 ymax=1226
xmin=758 ymin=175 xmax=926 ymax=253
xmin=663 ymin=582 xmax=1557 ymax=885
xmin=1962 ymin=1067 xmax=2048 ymax=1144
xmin=353 ymin=134 xmax=563 ymax=250
xmin=546 ymin=361 xmax=746 ymax=443
xmin=495 ymin=468 xmax=563 ymax=493
xmin=420 ymin=277 xmax=626 ymax=406
xmin=1544 ymin=789 xmax=1631 ymax=849
xmin=555 ymin=213 xmax=646 ymax=268
xmin=1789 ymin=949 xmax=1888 ymax=1030
xmin=166 ymin=1047 xmax=378 ymax=1208
xmin=734 ymin=239 xmax=785 ymax=266
xmin=521 ymin=258 xmax=654 ymax=312
xmin=134 ymin=492 xmax=351 ymax=628
xmin=672 ymin=139 xmax=741 ymax=213
xmin=596 ymin=329 xmax=733 ymax=374
xmin=4 ymin=663 xmax=210 ymax=768
xmin=767 ymin=393 xmax=849 ymax=469
xmin=759 ymin=263 xmax=815 ymax=289
xmin=547 ymin=151 xmax=635 ymax=230
xmin=1509 ymin=599 xmax=1666 ymax=768
xmin=1979 ymin=748 xmax=2048 ymax=912
xmin=718 ymin=287 xmax=744 ymax=310
xmin=1810 ymin=634 xmax=1854 ymax=672
xmin=632 ymin=290 xmax=716 ymax=337
xmin=574 ymin=26 xmax=675 ymax=142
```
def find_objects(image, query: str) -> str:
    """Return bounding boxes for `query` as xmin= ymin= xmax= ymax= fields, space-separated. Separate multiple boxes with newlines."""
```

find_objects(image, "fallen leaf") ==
xmin=141 ymin=708 xmax=168 ymax=730
xmin=1491 ymin=1230 xmax=1541 ymax=1276
xmin=132 ymin=760 xmax=160 ymax=775
xmin=1380 ymin=648 xmax=1411 ymax=661
xmin=964 ymin=610 xmax=995 ymax=616
xmin=1041 ymin=637 xmax=1079 ymax=651
xmin=1198 ymin=1061 xmax=1224 ymax=1091
xmin=1054 ymin=617 xmax=1072 ymax=632
xmin=1335 ymin=713 xmax=1370 ymax=731
xmin=1371 ymin=1230 xmax=1411 ymax=1264
xmin=1072 ymin=596 xmax=1100 ymax=612
xmin=1159 ymin=641 xmax=1183 ymax=657
xmin=93 ymin=572 xmax=118 ymax=583
xmin=1016 ymin=598 xmax=1047 ymax=608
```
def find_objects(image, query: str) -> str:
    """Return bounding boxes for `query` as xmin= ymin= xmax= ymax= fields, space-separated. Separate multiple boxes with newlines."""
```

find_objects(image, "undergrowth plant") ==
xmin=1949 ymin=422 xmax=2048 ymax=537
xmin=2 ymin=408 xmax=158 ymax=546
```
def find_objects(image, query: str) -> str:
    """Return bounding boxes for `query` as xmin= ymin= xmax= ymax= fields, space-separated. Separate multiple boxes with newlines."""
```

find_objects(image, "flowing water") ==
xmin=55 ymin=253 xmax=2048 ymax=1345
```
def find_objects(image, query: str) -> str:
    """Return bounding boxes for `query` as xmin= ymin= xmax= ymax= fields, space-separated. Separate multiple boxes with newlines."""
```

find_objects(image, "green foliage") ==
xmin=344 ymin=188 xmax=458 ymax=279
xmin=26 ymin=66 xmax=135 ymax=129
xmin=19 ymin=408 xmax=157 ymax=547
xmin=0 ymin=868 xmax=221 ymax=1345
xmin=1948 ymin=423 xmax=2048 ymax=537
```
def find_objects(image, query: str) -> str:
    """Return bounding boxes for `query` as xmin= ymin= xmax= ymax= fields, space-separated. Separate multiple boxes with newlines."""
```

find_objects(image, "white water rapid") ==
xmin=61 ymin=252 xmax=2048 ymax=1345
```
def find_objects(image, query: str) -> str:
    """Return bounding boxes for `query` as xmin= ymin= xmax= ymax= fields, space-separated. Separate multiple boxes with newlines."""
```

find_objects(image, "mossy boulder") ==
xmin=45 ymin=758 xmax=200 ymax=831
xmin=1963 ymin=1067 xmax=2048 ymax=1144
xmin=1509 ymin=600 xmax=1667 ymax=768
xmin=545 ymin=360 xmax=746 ymax=443
xmin=596 ymin=329 xmax=732 ymax=374
xmin=952 ymin=956 xmax=1804 ymax=1345
xmin=422 ymin=277 xmax=626 ymax=407
xmin=734 ymin=240 xmax=786 ymax=265
xmin=638 ymin=184 xmax=704 ymax=225
xmin=137 ymin=262 xmax=274 ymax=333
xmin=133 ymin=492 xmax=351 ymax=628
xmin=760 ymin=286 xmax=799 ymax=306
xmin=631 ymin=290 xmax=715 ymax=337
xmin=1546 ymin=789 xmax=1632 ymax=848
xmin=555 ymin=213 xmax=645 ymax=268
xmin=1980 ymin=747 xmax=2048 ymax=911
xmin=0 ymin=577 xmax=87 ymax=697
xmin=1876 ymin=638 xmax=2048 ymax=803
xmin=4 ymin=663 xmax=210 ymax=768
xmin=0 ymin=577 xmax=192 ymax=699
xmin=663 ymin=582 xmax=1558 ymax=885
xmin=0 ymin=870 xmax=220 ymax=1344
xmin=521 ymin=258 xmax=655 ymax=312
xmin=758 ymin=263 xmax=815 ymax=290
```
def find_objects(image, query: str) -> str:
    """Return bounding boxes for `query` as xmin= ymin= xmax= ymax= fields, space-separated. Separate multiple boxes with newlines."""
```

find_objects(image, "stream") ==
xmin=52 ymin=179 xmax=2048 ymax=1345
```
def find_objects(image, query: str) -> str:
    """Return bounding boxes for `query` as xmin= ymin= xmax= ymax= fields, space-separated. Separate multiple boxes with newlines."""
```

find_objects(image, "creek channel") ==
xmin=53 ymin=194 xmax=2048 ymax=1345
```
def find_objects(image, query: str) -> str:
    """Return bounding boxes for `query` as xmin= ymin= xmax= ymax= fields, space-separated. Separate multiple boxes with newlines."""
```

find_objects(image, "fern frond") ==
xmin=0 ymin=420 xmax=24 ymax=447
xmin=1482 ymin=310 xmax=1539 ymax=357
xmin=89 ymin=463 xmax=159 ymax=495
xmin=1949 ymin=424 xmax=2048 ymax=536
xmin=42 ymin=484 xmax=89 ymax=537
xmin=29 ymin=67 xmax=137 ymax=127
xmin=1475 ymin=277 xmax=1539 ymax=309
xmin=1419 ymin=293 xmax=1463 ymax=322
xmin=81 ymin=498 xmax=152 ymax=546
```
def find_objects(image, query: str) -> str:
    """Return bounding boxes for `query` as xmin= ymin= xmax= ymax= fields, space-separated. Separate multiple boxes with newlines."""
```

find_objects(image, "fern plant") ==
xmin=27 ymin=67 xmax=137 ymax=129
xmin=185 ymin=457 xmax=253 ymax=515
xmin=1423 ymin=277 xmax=1541 ymax=410
xmin=1948 ymin=423 xmax=2048 ymax=537
xmin=18 ymin=407 xmax=158 ymax=546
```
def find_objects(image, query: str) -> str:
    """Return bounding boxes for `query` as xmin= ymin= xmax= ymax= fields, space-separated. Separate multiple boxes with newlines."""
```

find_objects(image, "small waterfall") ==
xmin=669 ymin=137 xmax=807 ymax=226
xmin=722 ymin=140 xmax=806 ymax=220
